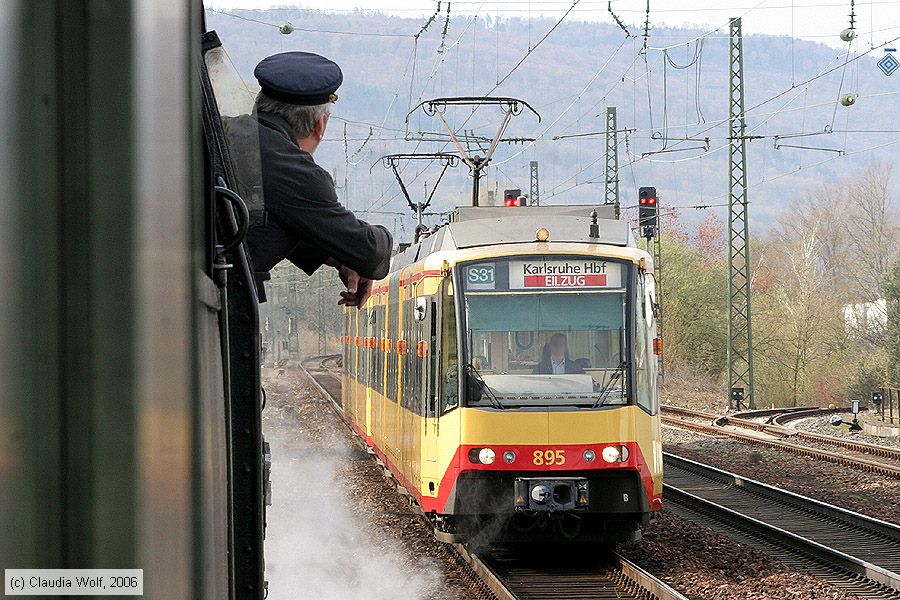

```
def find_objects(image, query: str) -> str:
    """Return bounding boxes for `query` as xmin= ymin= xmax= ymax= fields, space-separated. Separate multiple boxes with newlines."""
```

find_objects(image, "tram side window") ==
xmin=374 ymin=305 xmax=384 ymax=395
xmin=349 ymin=310 xmax=357 ymax=382
xmin=343 ymin=313 xmax=350 ymax=377
xmin=388 ymin=281 xmax=399 ymax=403
xmin=409 ymin=296 xmax=424 ymax=414
xmin=634 ymin=274 xmax=654 ymax=414
xmin=365 ymin=309 xmax=375 ymax=389
xmin=645 ymin=274 xmax=660 ymax=414
xmin=401 ymin=296 xmax=414 ymax=412
xmin=441 ymin=279 xmax=459 ymax=413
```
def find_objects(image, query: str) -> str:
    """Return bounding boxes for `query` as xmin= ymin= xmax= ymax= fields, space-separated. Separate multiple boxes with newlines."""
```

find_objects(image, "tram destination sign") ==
xmin=509 ymin=259 xmax=621 ymax=289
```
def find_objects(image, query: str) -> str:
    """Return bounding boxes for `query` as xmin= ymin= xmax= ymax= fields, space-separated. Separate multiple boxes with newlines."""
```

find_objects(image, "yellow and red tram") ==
xmin=340 ymin=205 xmax=662 ymax=544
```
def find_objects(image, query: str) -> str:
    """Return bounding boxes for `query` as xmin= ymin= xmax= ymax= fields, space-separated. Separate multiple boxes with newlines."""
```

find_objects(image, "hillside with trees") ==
xmin=217 ymin=8 xmax=900 ymax=405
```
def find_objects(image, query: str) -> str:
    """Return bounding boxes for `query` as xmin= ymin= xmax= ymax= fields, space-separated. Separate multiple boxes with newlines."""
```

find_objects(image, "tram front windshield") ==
xmin=461 ymin=257 xmax=629 ymax=408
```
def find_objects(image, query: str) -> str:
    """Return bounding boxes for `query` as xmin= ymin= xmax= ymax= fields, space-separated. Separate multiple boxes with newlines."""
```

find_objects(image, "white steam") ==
xmin=264 ymin=429 xmax=447 ymax=600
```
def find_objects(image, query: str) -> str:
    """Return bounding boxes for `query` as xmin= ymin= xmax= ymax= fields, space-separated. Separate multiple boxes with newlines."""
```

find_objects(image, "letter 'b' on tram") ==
xmin=638 ymin=186 xmax=657 ymax=239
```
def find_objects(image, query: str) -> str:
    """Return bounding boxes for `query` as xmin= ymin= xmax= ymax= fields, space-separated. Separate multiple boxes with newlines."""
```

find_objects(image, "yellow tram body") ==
xmin=341 ymin=206 xmax=662 ymax=543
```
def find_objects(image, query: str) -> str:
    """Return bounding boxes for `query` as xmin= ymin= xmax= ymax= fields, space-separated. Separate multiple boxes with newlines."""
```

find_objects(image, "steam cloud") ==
xmin=264 ymin=429 xmax=448 ymax=600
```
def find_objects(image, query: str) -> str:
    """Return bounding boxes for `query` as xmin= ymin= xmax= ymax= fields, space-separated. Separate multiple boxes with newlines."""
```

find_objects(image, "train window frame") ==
xmin=440 ymin=275 xmax=460 ymax=415
xmin=415 ymin=296 xmax=427 ymax=322
xmin=387 ymin=274 xmax=400 ymax=404
xmin=455 ymin=255 xmax=636 ymax=410
xmin=633 ymin=272 xmax=657 ymax=415
xmin=427 ymin=298 xmax=438 ymax=417
xmin=380 ymin=303 xmax=387 ymax=396
xmin=401 ymin=294 xmax=416 ymax=412
xmin=642 ymin=272 xmax=660 ymax=415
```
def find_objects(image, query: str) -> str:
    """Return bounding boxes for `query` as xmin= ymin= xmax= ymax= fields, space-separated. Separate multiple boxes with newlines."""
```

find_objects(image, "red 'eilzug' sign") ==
xmin=523 ymin=274 xmax=608 ymax=288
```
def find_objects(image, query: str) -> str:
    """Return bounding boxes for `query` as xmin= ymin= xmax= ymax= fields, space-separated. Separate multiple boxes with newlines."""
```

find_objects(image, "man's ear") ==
xmin=315 ymin=113 xmax=328 ymax=140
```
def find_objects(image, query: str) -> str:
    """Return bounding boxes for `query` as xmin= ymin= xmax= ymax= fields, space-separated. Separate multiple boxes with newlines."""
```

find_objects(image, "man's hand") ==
xmin=337 ymin=265 xmax=373 ymax=308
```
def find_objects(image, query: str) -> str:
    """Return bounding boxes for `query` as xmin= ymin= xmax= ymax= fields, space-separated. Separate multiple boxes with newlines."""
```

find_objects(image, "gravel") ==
xmin=792 ymin=413 xmax=900 ymax=448
xmin=620 ymin=511 xmax=860 ymax=600
xmin=663 ymin=425 xmax=900 ymax=524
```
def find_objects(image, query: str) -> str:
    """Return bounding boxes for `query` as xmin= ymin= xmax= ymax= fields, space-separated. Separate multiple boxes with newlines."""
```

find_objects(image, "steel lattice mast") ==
xmin=604 ymin=107 xmax=620 ymax=218
xmin=727 ymin=17 xmax=756 ymax=409
xmin=530 ymin=160 xmax=540 ymax=205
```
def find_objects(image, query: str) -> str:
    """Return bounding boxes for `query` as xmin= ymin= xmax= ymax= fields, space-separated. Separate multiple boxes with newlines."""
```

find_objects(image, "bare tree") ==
xmin=841 ymin=161 xmax=899 ymax=343
xmin=762 ymin=199 xmax=849 ymax=406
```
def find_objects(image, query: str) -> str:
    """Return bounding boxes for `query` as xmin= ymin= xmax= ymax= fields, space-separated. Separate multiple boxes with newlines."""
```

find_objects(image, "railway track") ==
xmin=664 ymin=453 xmax=900 ymax=599
xmin=463 ymin=545 xmax=688 ymax=600
xmin=661 ymin=404 xmax=900 ymax=479
xmin=298 ymin=356 xmax=688 ymax=600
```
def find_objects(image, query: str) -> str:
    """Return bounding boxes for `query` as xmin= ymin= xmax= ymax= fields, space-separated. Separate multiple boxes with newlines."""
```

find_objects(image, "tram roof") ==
xmin=448 ymin=204 xmax=617 ymax=223
xmin=393 ymin=204 xmax=635 ymax=270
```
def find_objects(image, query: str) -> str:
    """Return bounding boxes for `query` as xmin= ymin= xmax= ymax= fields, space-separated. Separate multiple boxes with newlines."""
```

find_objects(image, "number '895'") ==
xmin=532 ymin=449 xmax=565 ymax=466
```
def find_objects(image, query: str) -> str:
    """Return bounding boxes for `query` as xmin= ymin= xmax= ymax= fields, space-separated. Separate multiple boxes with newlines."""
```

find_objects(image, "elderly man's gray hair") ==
xmin=254 ymin=92 xmax=330 ymax=140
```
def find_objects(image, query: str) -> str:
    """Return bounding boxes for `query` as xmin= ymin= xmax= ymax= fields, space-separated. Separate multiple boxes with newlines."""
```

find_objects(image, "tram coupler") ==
xmin=514 ymin=477 xmax=589 ymax=512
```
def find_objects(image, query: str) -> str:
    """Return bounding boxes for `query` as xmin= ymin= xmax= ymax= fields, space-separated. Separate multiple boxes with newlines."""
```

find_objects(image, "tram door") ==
xmin=423 ymin=294 xmax=440 ymax=469
xmin=365 ymin=309 xmax=376 ymax=436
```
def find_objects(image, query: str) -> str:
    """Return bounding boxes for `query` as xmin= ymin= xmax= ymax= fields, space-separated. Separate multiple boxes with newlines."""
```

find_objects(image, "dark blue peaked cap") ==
xmin=254 ymin=51 xmax=343 ymax=105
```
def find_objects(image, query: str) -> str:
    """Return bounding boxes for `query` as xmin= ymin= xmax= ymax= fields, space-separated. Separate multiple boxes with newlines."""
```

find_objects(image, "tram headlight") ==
xmin=478 ymin=448 xmax=496 ymax=464
xmin=601 ymin=445 xmax=629 ymax=463
xmin=503 ymin=450 xmax=516 ymax=464
xmin=583 ymin=449 xmax=596 ymax=463
xmin=535 ymin=227 xmax=550 ymax=242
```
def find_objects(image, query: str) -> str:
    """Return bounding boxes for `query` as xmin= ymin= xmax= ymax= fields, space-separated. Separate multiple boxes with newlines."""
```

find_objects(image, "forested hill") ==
xmin=205 ymin=8 xmax=899 ymax=233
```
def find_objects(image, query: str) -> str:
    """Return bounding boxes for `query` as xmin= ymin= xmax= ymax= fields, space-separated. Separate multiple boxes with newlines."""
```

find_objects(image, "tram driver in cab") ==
xmin=532 ymin=332 xmax=586 ymax=375
xmin=233 ymin=51 xmax=393 ymax=305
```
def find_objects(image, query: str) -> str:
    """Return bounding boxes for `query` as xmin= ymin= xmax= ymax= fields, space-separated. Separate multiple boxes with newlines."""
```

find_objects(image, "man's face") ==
xmin=550 ymin=336 xmax=566 ymax=358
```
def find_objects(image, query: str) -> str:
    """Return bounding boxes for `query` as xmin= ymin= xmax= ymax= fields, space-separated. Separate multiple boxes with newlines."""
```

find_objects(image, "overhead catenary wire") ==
xmin=210 ymin=8 xmax=415 ymax=37
xmin=618 ymin=33 xmax=900 ymax=163
xmin=646 ymin=0 xmax=770 ymax=51
xmin=543 ymin=72 xmax=858 ymax=200
xmin=213 ymin=4 xmax=900 ymax=225
xmin=366 ymin=3 xmax=493 ymax=212
xmin=496 ymin=0 xmax=583 ymax=91
xmin=647 ymin=136 xmax=900 ymax=213
xmin=489 ymin=35 xmax=631 ymax=166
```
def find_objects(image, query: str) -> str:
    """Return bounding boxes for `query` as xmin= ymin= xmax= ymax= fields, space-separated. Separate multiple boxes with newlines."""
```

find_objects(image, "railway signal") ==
xmin=872 ymin=390 xmax=883 ymax=406
xmin=638 ymin=186 xmax=657 ymax=239
xmin=849 ymin=399 xmax=863 ymax=431
xmin=731 ymin=387 xmax=745 ymax=411
xmin=504 ymin=188 xmax=526 ymax=206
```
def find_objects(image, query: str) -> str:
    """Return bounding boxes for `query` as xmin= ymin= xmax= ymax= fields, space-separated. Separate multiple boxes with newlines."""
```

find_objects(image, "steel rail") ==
xmin=661 ymin=405 xmax=900 ymax=478
xmin=451 ymin=543 xmax=690 ymax=600
xmin=664 ymin=453 xmax=900 ymax=597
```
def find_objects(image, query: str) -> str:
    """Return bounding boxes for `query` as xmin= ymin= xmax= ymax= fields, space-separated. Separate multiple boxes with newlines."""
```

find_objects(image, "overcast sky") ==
xmin=204 ymin=0 xmax=900 ymax=49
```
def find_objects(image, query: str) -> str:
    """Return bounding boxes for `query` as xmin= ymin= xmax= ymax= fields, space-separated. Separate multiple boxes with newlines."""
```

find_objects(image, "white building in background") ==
xmin=843 ymin=298 xmax=888 ymax=335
